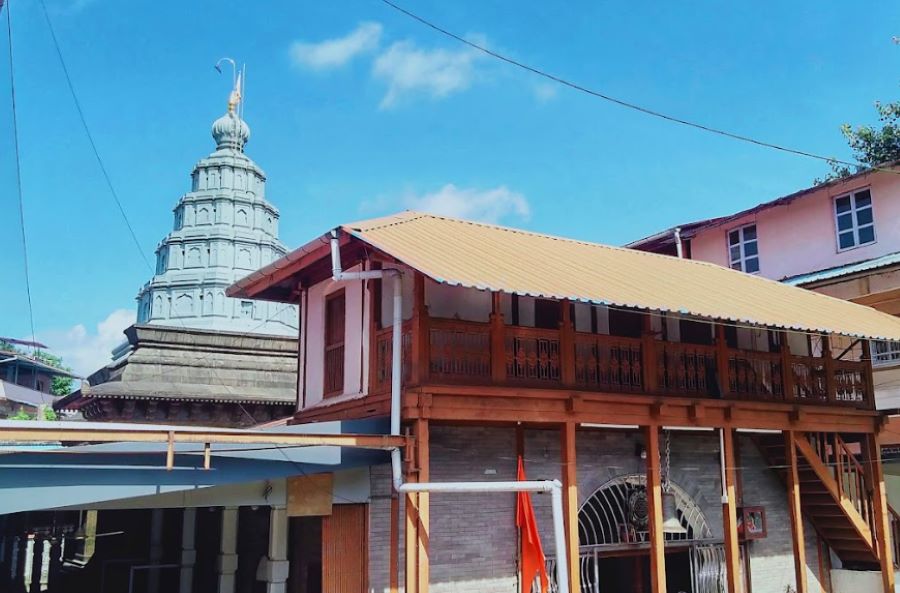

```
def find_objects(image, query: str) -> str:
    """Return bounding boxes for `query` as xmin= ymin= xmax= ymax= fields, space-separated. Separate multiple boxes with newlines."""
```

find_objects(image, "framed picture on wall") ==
xmin=738 ymin=506 xmax=767 ymax=540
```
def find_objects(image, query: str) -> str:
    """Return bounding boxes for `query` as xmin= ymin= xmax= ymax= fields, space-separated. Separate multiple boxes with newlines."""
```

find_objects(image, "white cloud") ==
xmin=37 ymin=309 xmax=134 ymax=377
xmin=404 ymin=184 xmax=531 ymax=224
xmin=533 ymin=82 xmax=559 ymax=103
xmin=290 ymin=22 xmax=383 ymax=70
xmin=373 ymin=40 xmax=483 ymax=108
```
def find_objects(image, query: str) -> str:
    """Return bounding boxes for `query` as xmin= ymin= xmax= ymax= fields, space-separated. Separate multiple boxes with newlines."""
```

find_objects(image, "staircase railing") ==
xmin=890 ymin=507 xmax=900 ymax=569
xmin=807 ymin=432 xmax=877 ymax=544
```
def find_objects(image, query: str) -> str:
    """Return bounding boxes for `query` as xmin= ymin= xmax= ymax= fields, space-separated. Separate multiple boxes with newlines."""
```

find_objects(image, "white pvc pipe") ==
xmin=719 ymin=429 xmax=728 ymax=504
xmin=674 ymin=227 xmax=684 ymax=259
xmin=329 ymin=229 xmax=570 ymax=593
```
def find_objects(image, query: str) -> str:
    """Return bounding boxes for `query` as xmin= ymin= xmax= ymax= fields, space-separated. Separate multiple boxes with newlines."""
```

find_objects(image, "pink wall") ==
xmin=689 ymin=171 xmax=900 ymax=281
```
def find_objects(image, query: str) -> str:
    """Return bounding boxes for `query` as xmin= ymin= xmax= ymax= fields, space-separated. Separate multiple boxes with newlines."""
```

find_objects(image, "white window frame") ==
xmin=833 ymin=188 xmax=876 ymax=252
xmin=872 ymin=339 xmax=900 ymax=367
xmin=727 ymin=223 xmax=760 ymax=274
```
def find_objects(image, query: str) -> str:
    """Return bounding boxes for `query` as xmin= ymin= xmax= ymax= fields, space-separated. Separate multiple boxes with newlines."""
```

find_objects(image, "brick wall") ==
xmin=368 ymin=427 xmax=825 ymax=593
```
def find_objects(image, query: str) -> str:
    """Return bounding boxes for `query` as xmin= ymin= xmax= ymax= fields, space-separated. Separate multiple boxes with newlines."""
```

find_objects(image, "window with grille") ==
xmin=324 ymin=291 xmax=346 ymax=397
xmin=834 ymin=189 xmax=875 ymax=250
xmin=872 ymin=340 xmax=900 ymax=366
xmin=727 ymin=224 xmax=759 ymax=274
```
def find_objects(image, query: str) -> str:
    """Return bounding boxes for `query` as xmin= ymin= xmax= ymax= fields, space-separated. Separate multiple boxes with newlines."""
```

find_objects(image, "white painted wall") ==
xmin=830 ymin=568 xmax=899 ymax=593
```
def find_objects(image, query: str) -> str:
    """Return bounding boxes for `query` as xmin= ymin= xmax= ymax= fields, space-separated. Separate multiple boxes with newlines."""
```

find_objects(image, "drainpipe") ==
xmin=329 ymin=230 xmax=570 ymax=593
xmin=674 ymin=227 xmax=684 ymax=259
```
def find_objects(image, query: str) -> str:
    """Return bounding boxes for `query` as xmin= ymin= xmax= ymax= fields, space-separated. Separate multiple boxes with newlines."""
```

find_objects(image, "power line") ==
xmin=5 ymin=0 xmax=37 ymax=356
xmin=37 ymin=0 xmax=153 ymax=271
xmin=378 ymin=0 xmax=900 ymax=177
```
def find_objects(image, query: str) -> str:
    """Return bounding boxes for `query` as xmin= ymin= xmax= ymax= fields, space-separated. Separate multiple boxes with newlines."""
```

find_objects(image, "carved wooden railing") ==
xmin=655 ymin=342 xmax=718 ymax=396
xmin=574 ymin=333 xmax=643 ymax=392
xmin=368 ymin=314 xmax=873 ymax=408
xmin=428 ymin=319 xmax=491 ymax=383
xmin=505 ymin=326 xmax=561 ymax=384
xmin=370 ymin=323 xmax=412 ymax=395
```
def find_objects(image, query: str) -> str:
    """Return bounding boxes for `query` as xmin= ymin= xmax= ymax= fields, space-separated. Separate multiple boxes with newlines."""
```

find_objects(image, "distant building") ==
xmin=0 ymin=348 xmax=79 ymax=417
xmin=629 ymin=162 xmax=900 ymax=408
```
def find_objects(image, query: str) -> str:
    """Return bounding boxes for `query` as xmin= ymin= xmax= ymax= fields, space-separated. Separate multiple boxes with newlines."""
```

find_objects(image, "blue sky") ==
xmin=1 ymin=0 xmax=898 ymax=373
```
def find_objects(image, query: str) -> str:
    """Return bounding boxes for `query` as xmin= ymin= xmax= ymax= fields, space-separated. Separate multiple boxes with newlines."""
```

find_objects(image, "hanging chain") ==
xmin=663 ymin=428 xmax=672 ymax=493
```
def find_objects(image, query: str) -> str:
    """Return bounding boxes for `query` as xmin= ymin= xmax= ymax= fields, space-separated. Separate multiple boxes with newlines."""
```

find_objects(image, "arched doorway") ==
xmin=572 ymin=474 xmax=725 ymax=593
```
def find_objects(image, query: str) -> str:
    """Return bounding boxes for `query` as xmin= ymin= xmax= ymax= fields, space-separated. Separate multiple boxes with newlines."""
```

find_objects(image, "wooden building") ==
xmin=229 ymin=211 xmax=900 ymax=593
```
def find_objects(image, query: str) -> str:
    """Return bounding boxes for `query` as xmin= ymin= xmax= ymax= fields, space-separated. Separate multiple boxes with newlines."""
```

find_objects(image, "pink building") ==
xmin=629 ymin=162 xmax=900 ymax=407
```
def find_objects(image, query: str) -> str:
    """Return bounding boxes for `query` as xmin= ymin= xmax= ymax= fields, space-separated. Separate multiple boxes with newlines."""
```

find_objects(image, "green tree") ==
xmin=817 ymin=100 xmax=900 ymax=184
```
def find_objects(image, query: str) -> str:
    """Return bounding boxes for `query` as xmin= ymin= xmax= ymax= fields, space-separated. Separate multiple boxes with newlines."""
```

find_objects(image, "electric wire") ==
xmin=5 ymin=0 xmax=37 ymax=356
xmin=37 ymin=0 xmax=153 ymax=271
xmin=378 ymin=0 xmax=900 ymax=177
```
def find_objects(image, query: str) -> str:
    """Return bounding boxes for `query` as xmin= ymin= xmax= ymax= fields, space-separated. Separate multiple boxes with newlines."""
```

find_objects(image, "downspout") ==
xmin=329 ymin=230 xmax=570 ymax=593
xmin=674 ymin=227 xmax=684 ymax=259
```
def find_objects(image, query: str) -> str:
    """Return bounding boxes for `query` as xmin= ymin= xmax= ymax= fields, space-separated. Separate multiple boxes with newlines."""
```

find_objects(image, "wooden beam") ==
xmin=642 ymin=316 xmax=659 ymax=393
xmin=0 ymin=426 xmax=407 ymax=449
xmin=561 ymin=421 xmax=580 ymax=593
xmin=166 ymin=431 xmax=175 ymax=470
xmin=716 ymin=325 xmax=731 ymax=397
xmin=490 ymin=292 xmax=506 ymax=383
xmin=785 ymin=431 xmax=808 ymax=593
xmin=865 ymin=434 xmax=895 ymax=593
xmin=411 ymin=273 xmax=430 ymax=386
xmin=721 ymin=428 xmax=741 ymax=593
xmin=645 ymin=425 xmax=667 ymax=593
xmin=405 ymin=445 xmax=418 ymax=593
xmin=560 ymin=301 xmax=576 ymax=387
xmin=416 ymin=419 xmax=430 ymax=593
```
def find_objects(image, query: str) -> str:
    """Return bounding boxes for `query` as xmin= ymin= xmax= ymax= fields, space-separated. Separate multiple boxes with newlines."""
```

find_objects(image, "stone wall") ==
xmin=368 ymin=426 xmax=826 ymax=593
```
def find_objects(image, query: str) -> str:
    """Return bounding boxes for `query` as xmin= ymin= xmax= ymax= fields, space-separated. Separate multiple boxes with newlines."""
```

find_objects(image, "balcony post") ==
xmin=780 ymin=332 xmax=794 ymax=401
xmin=560 ymin=421 xmax=580 ymax=593
xmin=641 ymin=315 xmax=659 ymax=393
xmin=861 ymin=339 xmax=875 ymax=409
xmin=411 ymin=273 xmax=430 ymax=386
xmin=822 ymin=335 xmax=836 ymax=404
xmin=490 ymin=292 xmax=506 ymax=383
xmin=715 ymin=324 xmax=731 ymax=398
xmin=785 ymin=431 xmax=808 ymax=593
xmin=560 ymin=301 xmax=576 ymax=386
xmin=645 ymin=425 xmax=667 ymax=593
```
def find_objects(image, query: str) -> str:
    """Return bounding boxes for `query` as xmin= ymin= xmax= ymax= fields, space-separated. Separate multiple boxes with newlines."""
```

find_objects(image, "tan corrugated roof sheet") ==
xmin=343 ymin=211 xmax=900 ymax=341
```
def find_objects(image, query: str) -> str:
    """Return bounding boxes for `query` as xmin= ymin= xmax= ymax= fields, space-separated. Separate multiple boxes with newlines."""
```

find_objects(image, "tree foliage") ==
xmin=0 ymin=341 xmax=74 ymax=396
xmin=816 ymin=100 xmax=900 ymax=184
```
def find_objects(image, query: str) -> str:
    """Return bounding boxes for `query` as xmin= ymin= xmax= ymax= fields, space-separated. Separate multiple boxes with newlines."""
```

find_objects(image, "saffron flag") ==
xmin=517 ymin=456 xmax=549 ymax=593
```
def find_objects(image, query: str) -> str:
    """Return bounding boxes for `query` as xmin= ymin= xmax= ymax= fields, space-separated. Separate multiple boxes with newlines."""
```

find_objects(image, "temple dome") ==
xmin=211 ymin=110 xmax=250 ymax=151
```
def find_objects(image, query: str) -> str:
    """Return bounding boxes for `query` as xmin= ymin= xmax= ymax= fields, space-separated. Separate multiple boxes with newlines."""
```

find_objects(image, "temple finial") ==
xmin=215 ymin=57 xmax=244 ymax=114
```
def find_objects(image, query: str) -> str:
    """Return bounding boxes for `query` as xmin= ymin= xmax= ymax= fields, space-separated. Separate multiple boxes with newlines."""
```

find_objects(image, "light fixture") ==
xmin=661 ymin=429 xmax=687 ymax=535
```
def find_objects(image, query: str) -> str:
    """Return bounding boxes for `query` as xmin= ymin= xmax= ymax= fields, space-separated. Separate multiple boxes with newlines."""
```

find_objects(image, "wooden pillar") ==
xmin=645 ymin=425 xmax=667 ymax=593
xmin=561 ymin=421 xmax=580 ymax=593
xmin=715 ymin=324 xmax=731 ymax=397
xmin=416 ymin=418 xmax=430 ymax=593
xmin=822 ymin=335 xmax=836 ymax=404
xmin=560 ymin=301 xmax=576 ymax=386
xmin=781 ymin=333 xmax=795 ymax=400
xmin=862 ymin=339 xmax=875 ymax=409
xmin=404 ymin=427 xmax=419 ymax=593
xmin=721 ymin=429 xmax=741 ymax=593
xmin=490 ymin=292 xmax=506 ymax=383
xmin=411 ymin=273 xmax=430 ymax=386
xmin=865 ymin=434 xmax=895 ymax=593
xmin=785 ymin=431 xmax=808 ymax=593
xmin=641 ymin=315 xmax=658 ymax=393
xmin=389 ymin=495 xmax=399 ymax=593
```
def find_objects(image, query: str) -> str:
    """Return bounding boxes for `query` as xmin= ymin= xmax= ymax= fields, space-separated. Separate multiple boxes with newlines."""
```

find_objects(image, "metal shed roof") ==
xmin=233 ymin=211 xmax=900 ymax=341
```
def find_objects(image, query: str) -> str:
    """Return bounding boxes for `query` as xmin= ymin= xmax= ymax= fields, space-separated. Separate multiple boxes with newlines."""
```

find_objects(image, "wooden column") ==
xmin=561 ymin=421 xmax=580 ymax=593
xmin=490 ymin=292 xmax=506 ymax=383
xmin=865 ymin=434 xmax=895 ymax=593
xmin=404 ymin=452 xmax=418 ymax=593
xmin=822 ymin=335 xmax=836 ymax=404
xmin=560 ymin=301 xmax=576 ymax=387
xmin=715 ymin=324 xmax=731 ymax=397
xmin=862 ymin=339 xmax=875 ymax=409
xmin=645 ymin=425 xmax=667 ymax=593
xmin=781 ymin=332 xmax=794 ymax=400
xmin=642 ymin=316 xmax=659 ymax=393
xmin=721 ymin=428 xmax=741 ymax=593
xmin=416 ymin=418 xmax=430 ymax=593
xmin=411 ymin=273 xmax=430 ymax=386
xmin=785 ymin=431 xmax=808 ymax=593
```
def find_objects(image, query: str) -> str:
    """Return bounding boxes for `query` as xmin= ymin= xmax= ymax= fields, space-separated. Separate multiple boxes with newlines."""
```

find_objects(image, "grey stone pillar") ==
xmin=217 ymin=507 xmax=239 ymax=593
xmin=179 ymin=508 xmax=197 ymax=593
xmin=148 ymin=509 xmax=165 ymax=593
xmin=257 ymin=506 xmax=289 ymax=593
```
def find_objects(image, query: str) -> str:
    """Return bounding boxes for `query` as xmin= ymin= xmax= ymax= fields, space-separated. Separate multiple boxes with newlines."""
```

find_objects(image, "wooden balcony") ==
xmin=370 ymin=316 xmax=874 ymax=410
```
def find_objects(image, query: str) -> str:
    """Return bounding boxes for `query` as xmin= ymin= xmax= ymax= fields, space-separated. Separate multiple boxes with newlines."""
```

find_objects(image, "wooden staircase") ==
xmin=757 ymin=432 xmax=893 ymax=570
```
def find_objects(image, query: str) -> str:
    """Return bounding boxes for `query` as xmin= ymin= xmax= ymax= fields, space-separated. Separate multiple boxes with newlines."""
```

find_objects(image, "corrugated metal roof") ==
xmin=342 ymin=211 xmax=900 ymax=341
xmin=782 ymin=251 xmax=900 ymax=287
